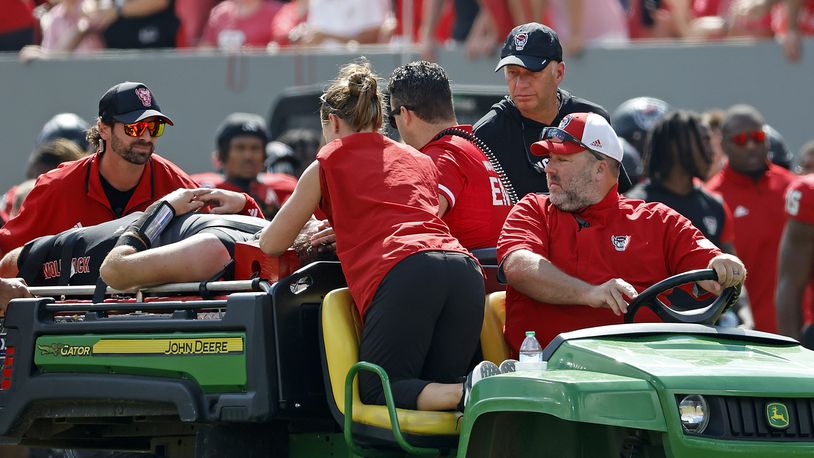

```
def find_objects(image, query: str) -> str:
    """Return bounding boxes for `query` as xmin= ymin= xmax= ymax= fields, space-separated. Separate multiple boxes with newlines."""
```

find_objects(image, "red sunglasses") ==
xmin=122 ymin=120 xmax=166 ymax=138
xmin=729 ymin=130 xmax=766 ymax=146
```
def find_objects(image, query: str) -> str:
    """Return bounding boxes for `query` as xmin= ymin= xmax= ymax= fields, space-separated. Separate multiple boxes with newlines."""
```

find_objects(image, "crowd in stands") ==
xmin=1 ymin=0 xmax=812 ymax=62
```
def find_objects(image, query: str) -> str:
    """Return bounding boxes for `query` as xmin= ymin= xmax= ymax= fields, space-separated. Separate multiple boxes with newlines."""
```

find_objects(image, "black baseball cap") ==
xmin=98 ymin=81 xmax=174 ymax=125
xmin=216 ymin=112 xmax=269 ymax=156
xmin=495 ymin=22 xmax=563 ymax=72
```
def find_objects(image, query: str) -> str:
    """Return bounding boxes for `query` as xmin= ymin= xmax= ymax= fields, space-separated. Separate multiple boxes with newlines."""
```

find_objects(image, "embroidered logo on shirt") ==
xmin=703 ymin=216 xmax=718 ymax=235
xmin=611 ymin=235 xmax=631 ymax=251
xmin=590 ymin=139 xmax=602 ymax=148
xmin=135 ymin=87 xmax=152 ymax=107
xmin=514 ymin=33 xmax=528 ymax=51
xmin=733 ymin=205 xmax=749 ymax=218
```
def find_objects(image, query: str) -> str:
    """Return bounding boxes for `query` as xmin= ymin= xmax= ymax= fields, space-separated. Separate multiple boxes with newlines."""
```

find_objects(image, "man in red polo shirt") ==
xmin=706 ymin=105 xmax=796 ymax=333
xmin=777 ymin=175 xmax=814 ymax=345
xmin=0 ymin=81 xmax=262 ymax=257
xmin=498 ymin=112 xmax=746 ymax=353
xmin=386 ymin=60 xmax=513 ymax=249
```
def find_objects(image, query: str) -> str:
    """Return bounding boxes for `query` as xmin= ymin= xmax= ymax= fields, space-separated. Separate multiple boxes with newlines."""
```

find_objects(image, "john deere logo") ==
xmin=766 ymin=402 xmax=790 ymax=429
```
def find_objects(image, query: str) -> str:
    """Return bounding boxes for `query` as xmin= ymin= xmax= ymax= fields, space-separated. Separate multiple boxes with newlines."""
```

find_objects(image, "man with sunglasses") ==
xmin=0 ymin=81 xmax=263 ymax=258
xmin=386 ymin=61 xmax=513 ymax=250
xmin=472 ymin=22 xmax=609 ymax=200
xmin=706 ymin=104 xmax=796 ymax=333
xmin=497 ymin=112 xmax=746 ymax=354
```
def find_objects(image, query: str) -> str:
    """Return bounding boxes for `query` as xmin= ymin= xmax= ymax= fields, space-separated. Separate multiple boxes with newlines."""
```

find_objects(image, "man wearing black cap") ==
xmin=473 ymin=22 xmax=610 ymax=198
xmin=192 ymin=113 xmax=297 ymax=219
xmin=0 ymin=81 xmax=262 ymax=257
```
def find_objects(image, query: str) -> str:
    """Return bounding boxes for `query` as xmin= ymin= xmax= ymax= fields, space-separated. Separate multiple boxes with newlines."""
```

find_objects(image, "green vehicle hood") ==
xmin=549 ymin=327 xmax=814 ymax=393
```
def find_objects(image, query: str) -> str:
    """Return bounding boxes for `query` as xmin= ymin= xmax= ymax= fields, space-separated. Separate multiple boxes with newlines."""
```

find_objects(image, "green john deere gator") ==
xmin=1 ymin=257 xmax=813 ymax=457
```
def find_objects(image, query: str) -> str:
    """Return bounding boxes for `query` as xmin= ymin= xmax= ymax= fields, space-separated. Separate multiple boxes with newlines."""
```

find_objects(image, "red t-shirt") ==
xmin=317 ymin=132 xmax=469 ymax=317
xmin=784 ymin=175 xmax=814 ymax=325
xmin=497 ymin=187 xmax=722 ymax=353
xmin=193 ymin=171 xmax=297 ymax=218
xmin=201 ymin=0 xmax=283 ymax=48
xmin=420 ymin=125 xmax=512 ymax=249
xmin=706 ymin=163 xmax=796 ymax=332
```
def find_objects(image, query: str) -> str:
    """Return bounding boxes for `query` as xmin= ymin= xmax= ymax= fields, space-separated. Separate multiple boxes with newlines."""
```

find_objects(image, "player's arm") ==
xmin=259 ymin=161 xmax=321 ymax=256
xmin=0 ymin=248 xmax=22 ymax=278
xmin=438 ymin=195 xmax=450 ymax=217
xmin=101 ymin=233 xmax=232 ymax=291
xmin=776 ymin=219 xmax=814 ymax=340
xmin=502 ymin=249 xmax=638 ymax=316
xmin=0 ymin=277 xmax=31 ymax=316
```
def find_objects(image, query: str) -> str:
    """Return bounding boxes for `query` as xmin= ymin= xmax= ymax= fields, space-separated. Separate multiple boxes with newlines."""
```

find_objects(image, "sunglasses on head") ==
xmin=541 ymin=127 xmax=596 ymax=153
xmin=122 ymin=120 xmax=166 ymax=138
xmin=729 ymin=129 xmax=766 ymax=146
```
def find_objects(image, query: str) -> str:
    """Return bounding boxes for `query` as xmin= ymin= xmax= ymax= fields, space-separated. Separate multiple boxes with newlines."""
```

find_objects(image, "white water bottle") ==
xmin=518 ymin=331 xmax=545 ymax=371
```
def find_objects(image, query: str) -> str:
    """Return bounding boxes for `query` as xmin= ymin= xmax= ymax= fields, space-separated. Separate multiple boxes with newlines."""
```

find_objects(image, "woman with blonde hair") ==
xmin=259 ymin=59 xmax=484 ymax=411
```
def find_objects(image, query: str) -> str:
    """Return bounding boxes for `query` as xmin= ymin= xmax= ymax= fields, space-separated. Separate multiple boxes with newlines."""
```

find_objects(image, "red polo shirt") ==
xmin=497 ymin=186 xmax=721 ymax=353
xmin=0 ymin=153 xmax=262 ymax=255
xmin=318 ymin=132 xmax=469 ymax=317
xmin=706 ymin=164 xmax=795 ymax=332
xmin=420 ymin=125 xmax=512 ymax=249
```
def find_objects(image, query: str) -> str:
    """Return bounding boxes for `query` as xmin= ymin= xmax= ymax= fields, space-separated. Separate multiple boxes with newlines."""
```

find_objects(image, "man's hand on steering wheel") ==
xmin=699 ymin=254 xmax=747 ymax=295
xmin=585 ymin=279 xmax=639 ymax=317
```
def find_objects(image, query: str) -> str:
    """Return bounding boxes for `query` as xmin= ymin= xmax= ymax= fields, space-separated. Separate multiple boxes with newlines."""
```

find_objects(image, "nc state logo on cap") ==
xmin=514 ymin=32 xmax=528 ymax=51
xmin=135 ymin=87 xmax=152 ymax=107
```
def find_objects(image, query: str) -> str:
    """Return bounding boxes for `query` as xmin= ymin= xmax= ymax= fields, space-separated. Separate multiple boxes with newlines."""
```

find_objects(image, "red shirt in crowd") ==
xmin=773 ymin=0 xmax=814 ymax=35
xmin=706 ymin=163 xmax=796 ymax=332
xmin=269 ymin=0 xmax=305 ymax=46
xmin=420 ymin=125 xmax=512 ymax=249
xmin=391 ymin=0 xmax=453 ymax=42
xmin=0 ymin=153 xmax=262 ymax=255
xmin=497 ymin=186 xmax=722 ymax=353
xmin=784 ymin=175 xmax=814 ymax=325
xmin=0 ymin=0 xmax=35 ymax=33
xmin=192 ymin=171 xmax=297 ymax=218
xmin=317 ymin=132 xmax=469 ymax=317
xmin=201 ymin=0 xmax=283 ymax=48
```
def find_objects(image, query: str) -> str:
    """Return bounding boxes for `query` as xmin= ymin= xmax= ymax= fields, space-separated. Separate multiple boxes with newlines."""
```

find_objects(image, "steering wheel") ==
xmin=624 ymin=269 xmax=741 ymax=325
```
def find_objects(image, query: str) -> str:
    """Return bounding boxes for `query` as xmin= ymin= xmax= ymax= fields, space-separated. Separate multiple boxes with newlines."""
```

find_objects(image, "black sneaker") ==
xmin=499 ymin=359 xmax=518 ymax=374
xmin=461 ymin=360 xmax=500 ymax=411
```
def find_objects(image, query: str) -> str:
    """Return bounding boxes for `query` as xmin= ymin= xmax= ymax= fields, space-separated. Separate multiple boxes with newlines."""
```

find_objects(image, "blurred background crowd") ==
xmin=1 ymin=0 xmax=812 ymax=62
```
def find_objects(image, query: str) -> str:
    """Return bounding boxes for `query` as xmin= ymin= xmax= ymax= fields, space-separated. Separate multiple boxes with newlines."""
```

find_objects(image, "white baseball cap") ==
xmin=531 ymin=112 xmax=624 ymax=161
xmin=531 ymin=112 xmax=632 ymax=187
